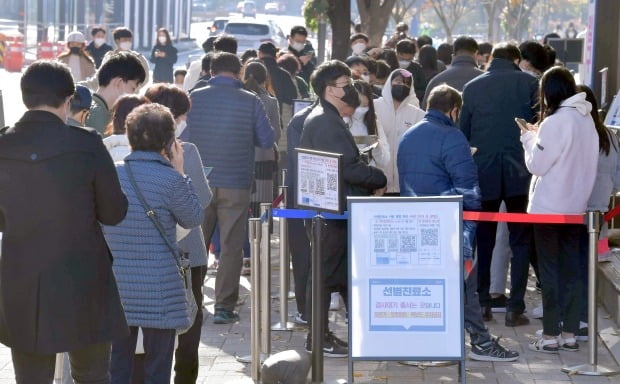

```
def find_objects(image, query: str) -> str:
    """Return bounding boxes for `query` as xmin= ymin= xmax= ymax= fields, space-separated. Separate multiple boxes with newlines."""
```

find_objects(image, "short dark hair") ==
xmin=375 ymin=60 xmax=391 ymax=80
xmin=201 ymin=52 xmax=213 ymax=73
xmin=202 ymin=36 xmax=217 ymax=53
xmin=112 ymin=27 xmax=133 ymax=41
xmin=106 ymin=94 xmax=150 ymax=136
xmin=478 ymin=42 xmax=493 ymax=55
xmin=91 ymin=26 xmax=105 ymax=36
xmin=21 ymin=60 xmax=75 ymax=109
xmin=210 ymin=52 xmax=241 ymax=75
xmin=437 ymin=43 xmax=453 ymax=65
xmin=519 ymin=40 xmax=550 ymax=72
xmin=350 ymin=33 xmax=369 ymax=44
xmin=145 ymin=83 xmax=191 ymax=119
xmin=310 ymin=60 xmax=351 ymax=99
xmin=345 ymin=55 xmax=368 ymax=69
xmin=491 ymin=43 xmax=521 ymax=62
xmin=290 ymin=25 xmax=308 ymax=38
xmin=97 ymin=51 xmax=146 ymax=87
xmin=544 ymin=44 xmax=556 ymax=67
xmin=126 ymin=103 xmax=176 ymax=153
xmin=366 ymin=57 xmax=377 ymax=75
xmin=258 ymin=42 xmax=277 ymax=57
xmin=539 ymin=66 xmax=576 ymax=119
xmin=277 ymin=53 xmax=301 ymax=76
xmin=453 ymin=36 xmax=478 ymax=55
xmin=396 ymin=39 xmax=417 ymax=55
xmin=213 ymin=35 xmax=238 ymax=54
xmin=427 ymin=84 xmax=462 ymax=113
xmin=417 ymin=35 xmax=433 ymax=48
xmin=174 ymin=68 xmax=187 ymax=77
xmin=241 ymin=48 xmax=258 ymax=64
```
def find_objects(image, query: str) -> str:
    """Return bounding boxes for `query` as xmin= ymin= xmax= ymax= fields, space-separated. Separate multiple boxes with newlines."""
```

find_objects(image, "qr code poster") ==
xmin=295 ymin=148 xmax=343 ymax=213
xmin=348 ymin=197 xmax=464 ymax=360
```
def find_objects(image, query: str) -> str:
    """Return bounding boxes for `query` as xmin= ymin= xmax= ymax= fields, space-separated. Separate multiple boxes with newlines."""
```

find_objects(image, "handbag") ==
xmin=125 ymin=162 xmax=198 ymax=335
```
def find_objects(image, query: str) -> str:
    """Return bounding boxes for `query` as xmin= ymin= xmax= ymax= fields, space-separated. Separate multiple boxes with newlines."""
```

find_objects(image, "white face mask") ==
xmin=291 ymin=41 xmax=304 ymax=52
xmin=360 ymin=74 xmax=370 ymax=83
xmin=94 ymin=38 xmax=105 ymax=47
xmin=353 ymin=106 xmax=369 ymax=120
xmin=351 ymin=42 xmax=366 ymax=55
xmin=398 ymin=60 xmax=411 ymax=69
xmin=119 ymin=41 xmax=132 ymax=51
xmin=158 ymin=36 xmax=167 ymax=45
xmin=175 ymin=120 xmax=187 ymax=138
xmin=343 ymin=116 xmax=351 ymax=126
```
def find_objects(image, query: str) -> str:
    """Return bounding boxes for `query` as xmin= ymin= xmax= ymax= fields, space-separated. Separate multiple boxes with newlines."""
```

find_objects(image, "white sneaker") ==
xmin=329 ymin=292 xmax=342 ymax=311
xmin=532 ymin=305 xmax=543 ymax=319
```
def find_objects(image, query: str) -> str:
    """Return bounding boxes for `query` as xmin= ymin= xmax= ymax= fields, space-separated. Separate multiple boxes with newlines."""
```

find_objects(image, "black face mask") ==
xmin=391 ymin=85 xmax=410 ymax=102
xmin=340 ymin=84 xmax=360 ymax=109
xmin=69 ymin=46 xmax=81 ymax=55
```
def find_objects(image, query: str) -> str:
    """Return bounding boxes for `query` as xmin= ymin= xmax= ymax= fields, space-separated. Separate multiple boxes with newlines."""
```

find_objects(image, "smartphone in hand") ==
xmin=515 ymin=117 xmax=529 ymax=133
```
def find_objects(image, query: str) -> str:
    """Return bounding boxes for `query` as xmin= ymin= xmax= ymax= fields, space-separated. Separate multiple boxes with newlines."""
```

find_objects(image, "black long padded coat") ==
xmin=0 ymin=110 xmax=128 ymax=353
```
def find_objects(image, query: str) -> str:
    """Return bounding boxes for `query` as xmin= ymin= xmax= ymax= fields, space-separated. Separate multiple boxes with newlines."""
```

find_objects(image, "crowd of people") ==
xmin=0 ymin=19 xmax=618 ymax=383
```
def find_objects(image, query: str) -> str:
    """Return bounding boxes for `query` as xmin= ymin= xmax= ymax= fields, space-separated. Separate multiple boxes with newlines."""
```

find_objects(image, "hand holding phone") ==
xmin=170 ymin=140 xmax=185 ymax=174
xmin=515 ymin=117 xmax=530 ymax=133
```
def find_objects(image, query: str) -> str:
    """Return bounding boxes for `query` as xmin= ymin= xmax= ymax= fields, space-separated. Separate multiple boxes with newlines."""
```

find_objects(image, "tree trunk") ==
xmin=484 ymin=1 xmax=502 ymax=43
xmin=358 ymin=0 xmax=398 ymax=48
xmin=327 ymin=0 xmax=351 ymax=60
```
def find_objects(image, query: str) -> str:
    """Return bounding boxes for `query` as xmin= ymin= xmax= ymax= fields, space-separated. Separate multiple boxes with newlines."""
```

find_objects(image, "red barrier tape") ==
xmin=462 ymin=211 xmax=584 ymax=224
xmin=604 ymin=204 xmax=620 ymax=222
xmin=271 ymin=193 xmax=284 ymax=208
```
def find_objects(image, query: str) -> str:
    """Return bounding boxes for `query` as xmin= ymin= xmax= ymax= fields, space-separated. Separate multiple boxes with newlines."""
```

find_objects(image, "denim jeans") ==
xmin=12 ymin=342 xmax=111 ymax=384
xmin=110 ymin=327 xmax=176 ymax=384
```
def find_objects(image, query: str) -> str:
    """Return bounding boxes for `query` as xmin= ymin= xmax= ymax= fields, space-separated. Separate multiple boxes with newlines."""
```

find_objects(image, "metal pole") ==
xmin=272 ymin=186 xmax=295 ymax=331
xmin=54 ymin=353 xmax=64 ymax=383
xmin=317 ymin=17 xmax=326 ymax=64
xmin=0 ymin=90 xmax=5 ymax=127
xmin=260 ymin=203 xmax=272 ymax=356
xmin=562 ymin=211 xmax=620 ymax=376
xmin=311 ymin=214 xmax=325 ymax=383
xmin=250 ymin=218 xmax=261 ymax=381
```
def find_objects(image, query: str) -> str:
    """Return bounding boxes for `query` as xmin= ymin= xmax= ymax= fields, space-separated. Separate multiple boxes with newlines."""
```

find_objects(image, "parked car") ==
xmin=223 ymin=19 xmax=287 ymax=54
xmin=209 ymin=17 xmax=228 ymax=36
xmin=237 ymin=1 xmax=257 ymax=18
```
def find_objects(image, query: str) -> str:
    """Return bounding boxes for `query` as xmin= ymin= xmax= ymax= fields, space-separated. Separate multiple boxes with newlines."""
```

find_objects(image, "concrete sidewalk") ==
xmin=0 ymin=228 xmax=619 ymax=383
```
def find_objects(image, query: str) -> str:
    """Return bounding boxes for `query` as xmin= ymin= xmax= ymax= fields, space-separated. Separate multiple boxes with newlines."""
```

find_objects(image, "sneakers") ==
xmin=293 ymin=312 xmax=308 ymax=325
xmin=489 ymin=295 xmax=507 ymax=313
xmin=531 ymin=305 xmax=543 ymax=319
xmin=468 ymin=337 xmax=519 ymax=362
xmin=305 ymin=333 xmax=348 ymax=358
xmin=213 ymin=309 xmax=240 ymax=324
xmin=241 ymin=258 xmax=251 ymax=276
xmin=576 ymin=323 xmax=588 ymax=342
xmin=329 ymin=292 xmax=343 ymax=311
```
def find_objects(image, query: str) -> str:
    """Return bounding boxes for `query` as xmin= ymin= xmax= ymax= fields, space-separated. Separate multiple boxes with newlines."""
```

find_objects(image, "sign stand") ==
xmin=347 ymin=197 xmax=466 ymax=384
xmin=295 ymin=148 xmax=344 ymax=384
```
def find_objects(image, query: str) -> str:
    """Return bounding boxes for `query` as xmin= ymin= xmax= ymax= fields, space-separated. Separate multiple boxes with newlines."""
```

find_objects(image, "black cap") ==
xmin=71 ymin=85 xmax=92 ymax=110
xmin=258 ymin=42 xmax=277 ymax=57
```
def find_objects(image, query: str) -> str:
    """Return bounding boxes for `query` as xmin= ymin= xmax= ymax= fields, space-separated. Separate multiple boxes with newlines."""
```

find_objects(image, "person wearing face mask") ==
xmin=345 ymin=55 xmax=371 ymax=83
xmin=374 ymin=69 xmax=425 ymax=195
xmin=57 ymin=31 xmax=96 ymax=82
xmin=349 ymin=33 xmax=369 ymax=56
xmin=286 ymin=25 xmax=316 ymax=83
xmin=86 ymin=26 xmax=113 ymax=68
xmin=86 ymin=51 xmax=147 ymax=136
xmin=397 ymin=84 xmax=520 ymax=363
xmin=150 ymin=28 xmax=178 ymax=84
xmin=299 ymin=60 xmax=387 ymax=357
xmin=67 ymin=85 xmax=93 ymax=128
xmin=349 ymin=80 xmax=390 ymax=170
xmin=395 ymin=39 xmax=427 ymax=102
xmin=144 ymin=84 xmax=212 ymax=384
xmin=107 ymin=27 xmax=150 ymax=89
xmin=518 ymin=40 xmax=553 ymax=79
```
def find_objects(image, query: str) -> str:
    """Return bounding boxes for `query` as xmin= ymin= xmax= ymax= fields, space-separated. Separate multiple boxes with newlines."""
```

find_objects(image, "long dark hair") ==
xmin=243 ymin=59 xmax=274 ymax=96
xmin=353 ymin=79 xmax=378 ymax=136
xmin=156 ymin=28 xmax=172 ymax=46
xmin=577 ymin=84 xmax=617 ymax=156
xmin=539 ymin=66 xmax=576 ymax=120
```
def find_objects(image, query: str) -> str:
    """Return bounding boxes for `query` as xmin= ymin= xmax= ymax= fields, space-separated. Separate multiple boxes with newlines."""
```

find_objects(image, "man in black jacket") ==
xmin=286 ymin=25 xmax=316 ymax=83
xmin=0 ymin=61 xmax=128 ymax=382
xmin=300 ymin=60 xmax=387 ymax=357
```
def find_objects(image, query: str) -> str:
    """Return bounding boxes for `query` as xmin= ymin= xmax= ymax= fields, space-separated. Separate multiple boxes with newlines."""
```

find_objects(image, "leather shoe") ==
xmin=505 ymin=311 xmax=530 ymax=327
xmin=481 ymin=305 xmax=493 ymax=321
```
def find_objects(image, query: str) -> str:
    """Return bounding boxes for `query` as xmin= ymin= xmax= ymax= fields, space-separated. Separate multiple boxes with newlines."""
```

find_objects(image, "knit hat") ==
xmin=67 ymin=31 xmax=86 ymax=43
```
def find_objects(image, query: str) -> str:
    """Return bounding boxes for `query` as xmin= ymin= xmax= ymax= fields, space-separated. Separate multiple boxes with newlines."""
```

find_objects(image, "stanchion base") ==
xmin=288 ymin=291 xmax=296 ymax=299
xmin=311 ymin=380 xmax=347 ymax=384
xmin=236 ymin=353 xmax=270 ymax=364
xmin=398 ymin=361 xmax=458 ymax=367
xmin=561 ymin=364 xmax=620 ymax=376
xmin=271 ymin=321 xmax=296 ymax=331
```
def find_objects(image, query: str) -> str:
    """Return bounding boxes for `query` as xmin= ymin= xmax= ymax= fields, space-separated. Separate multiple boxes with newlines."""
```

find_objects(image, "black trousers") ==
xmin=289 ymin=218 xmax=311 ymax=318
xmin=476 ymin=195 xmax=535 ymax=313
xmin=534 ymin=224 xmax=583 ymax=335
xmin=12 ymin=342 xmax=111 ymax=384
xmin=305 ymin=219 xmax=348 ymax=336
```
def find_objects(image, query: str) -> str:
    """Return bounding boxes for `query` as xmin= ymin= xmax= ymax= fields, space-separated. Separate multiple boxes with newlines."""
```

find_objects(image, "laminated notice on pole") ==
xmin=295 ymin=148 xmax=343 ymax=214
xmin=348 ymin=196 xmax=464 ymax=363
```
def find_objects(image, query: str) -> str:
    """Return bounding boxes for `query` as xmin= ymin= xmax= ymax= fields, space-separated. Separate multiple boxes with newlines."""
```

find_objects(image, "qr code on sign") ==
xmin=421 ymin=228 xmax=439 ymax=247
xmin=326 ymin=173 xmax=337 ymax=191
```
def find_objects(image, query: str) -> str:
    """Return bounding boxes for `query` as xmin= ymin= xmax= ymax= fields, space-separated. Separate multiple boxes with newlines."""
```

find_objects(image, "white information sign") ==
xmin=295 ymin=148 xmax=343 ymax=213
xmin=604 ymin=90 xmax=620 ymax=129
xmin=348 ymin=197 xmax=463 ymax=360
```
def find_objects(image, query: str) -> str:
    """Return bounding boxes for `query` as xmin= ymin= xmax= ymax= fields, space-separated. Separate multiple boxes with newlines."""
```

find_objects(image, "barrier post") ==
xmin=562 ymin=211 xmax=620 ymax=376
xmin=272 ymin=185 xmax=295 ymax=331
xmin=54 ymin=353 xmax=64 ymax=382
xmin=250 ymin=218 xmax=262 ymax=381
xmin=311 ymin=214 xmax=325 ymax=383
xmin=0 ymin=90 xmax=5 ymax=127
xmin=260 ymin=203 xmax=272 ymax=357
